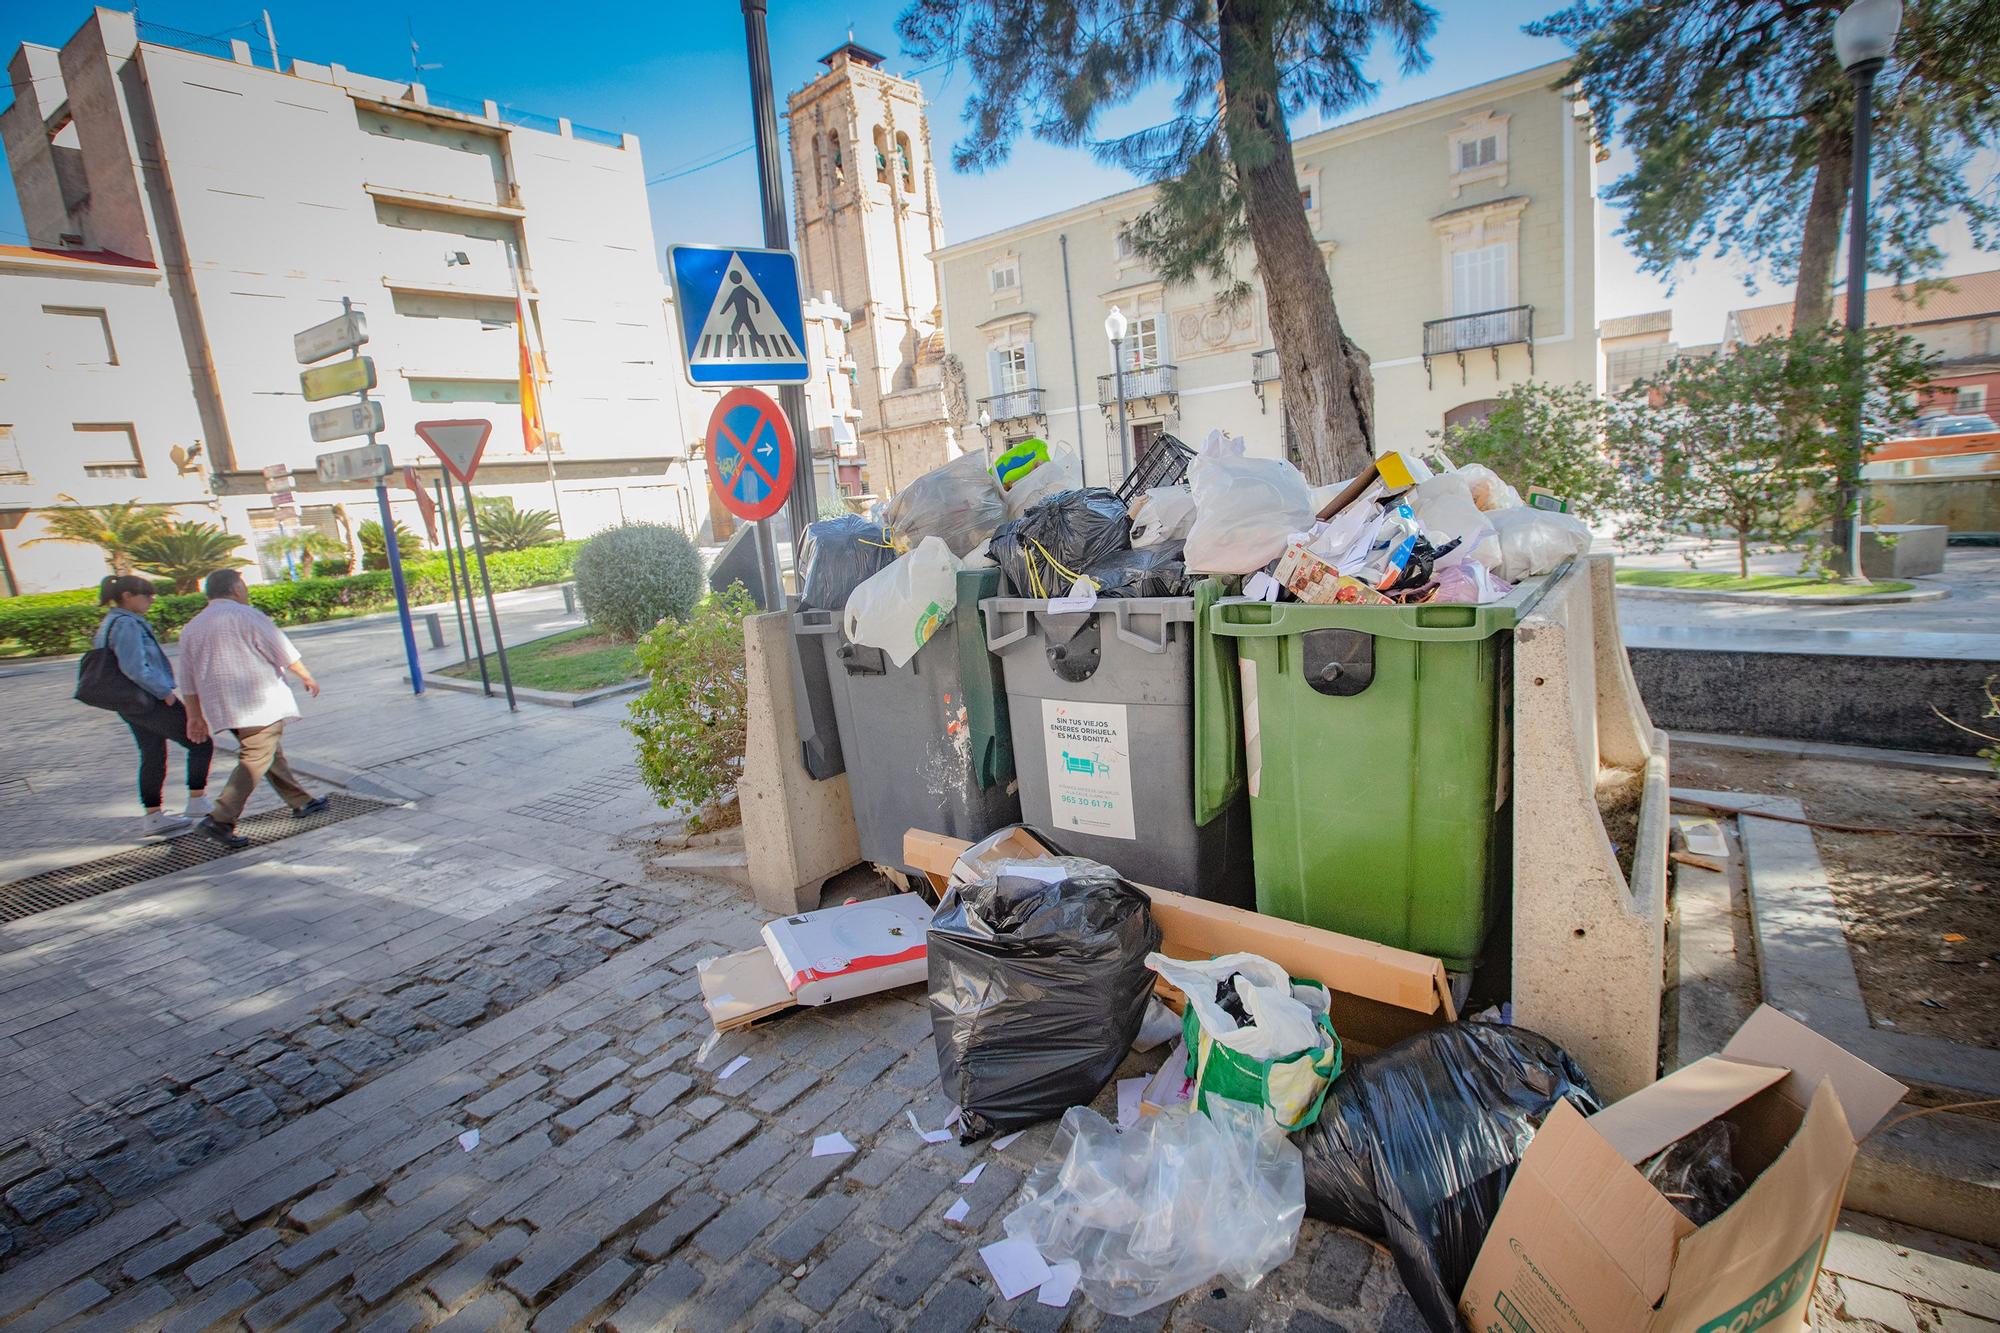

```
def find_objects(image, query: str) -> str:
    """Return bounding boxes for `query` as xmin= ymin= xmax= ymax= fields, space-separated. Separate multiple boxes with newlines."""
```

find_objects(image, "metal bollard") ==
xmin=422 ymin=612 xmax=444 ymax=649
xmin=562 ymin=583 xmax=578 ymax=616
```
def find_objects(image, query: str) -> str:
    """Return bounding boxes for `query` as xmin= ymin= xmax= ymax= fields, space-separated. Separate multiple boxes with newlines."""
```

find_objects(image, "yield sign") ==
xmin=416 ymin=419 xmax=492 ymax=485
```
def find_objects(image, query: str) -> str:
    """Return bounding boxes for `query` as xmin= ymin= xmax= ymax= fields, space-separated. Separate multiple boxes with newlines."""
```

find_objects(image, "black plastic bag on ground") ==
xmin=929 ymin=859 xmax=1161 ymax=1141
xmin=990 ymin=487 xmax=1134 ymax=598
xmin=799 ymin=513 xmax=895 ymax=611
xmin=1295 ymin=1023 xmax=1601 ymax=1333
xmin=1083 ymin=542 xmax=1190 ymax=599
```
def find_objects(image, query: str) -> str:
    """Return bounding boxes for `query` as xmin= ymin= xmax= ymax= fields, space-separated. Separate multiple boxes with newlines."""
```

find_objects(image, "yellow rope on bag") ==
xmin=1022 ymin=536 xmax=1088 ymax=600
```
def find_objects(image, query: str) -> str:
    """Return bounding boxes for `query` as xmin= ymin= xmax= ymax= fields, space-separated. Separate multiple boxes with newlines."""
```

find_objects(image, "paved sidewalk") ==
xmin=1612 ymin=540 xmax=2000 ymax=635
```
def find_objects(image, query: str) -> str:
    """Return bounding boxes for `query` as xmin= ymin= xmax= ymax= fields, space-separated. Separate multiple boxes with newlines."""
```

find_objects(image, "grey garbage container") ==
xmin=982 ymin=595 xmax=1253 ymax=905
xmin=793 ymin=573 xmax=1019 ymax=877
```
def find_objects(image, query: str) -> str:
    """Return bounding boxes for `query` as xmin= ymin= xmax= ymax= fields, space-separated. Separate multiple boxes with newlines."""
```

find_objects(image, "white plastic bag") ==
xmin=1004 ymin=446 xmax=1084 ymax=518
xmin=1003 ymin=1096 xmax=1305 ymax=1315
xmin=1433 ymin=560 xmax=1512 ymax=604
xmin=1182 ymin=433 xmax=1315 ymax=574
xmin=1408 ymin=472 xmax=1500 ymax=571
xmin=1145 ymin=953 xmax=1330 ymax=1060
xmin=842 ymin=535 xmax=961 ymax=667
xmin=1456 ymin=462 xmax=1524 ymax=512
xmin=1488 ymin=508 xmax=1592 ymax=581
xmin=885 ymin=450 xmax=1008 ymax=557
xmin=1127 ymin=486 xmax=1196 ymax=548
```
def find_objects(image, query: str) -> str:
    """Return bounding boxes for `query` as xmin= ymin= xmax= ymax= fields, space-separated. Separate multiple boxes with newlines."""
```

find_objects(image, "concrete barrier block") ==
xmin=740 ymin=611 xmax=860 ymax=915
xmin=1511 ymin=557 xmax=1668 ymax=1099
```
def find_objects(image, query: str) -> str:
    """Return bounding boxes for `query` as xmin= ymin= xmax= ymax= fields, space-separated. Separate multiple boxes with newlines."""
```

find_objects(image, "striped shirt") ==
xmin=178 ymin=598 xmax=303 ymax=732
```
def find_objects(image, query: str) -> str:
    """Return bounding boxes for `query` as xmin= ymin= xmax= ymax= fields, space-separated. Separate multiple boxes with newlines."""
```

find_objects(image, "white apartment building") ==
xmin=0 ymin=8 xmax=713 ymax=594
xmin=932 ymin=63 xmax=1600 ymax=484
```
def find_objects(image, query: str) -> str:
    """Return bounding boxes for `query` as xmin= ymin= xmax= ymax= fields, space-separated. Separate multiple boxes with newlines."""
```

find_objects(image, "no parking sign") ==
xmin=706 ymin=387 xmax=796 ymax=522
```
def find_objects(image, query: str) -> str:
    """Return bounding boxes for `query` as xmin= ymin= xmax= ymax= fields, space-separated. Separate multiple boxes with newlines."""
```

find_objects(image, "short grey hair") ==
xmin=203 ymin=569 xmax=247 ymax=600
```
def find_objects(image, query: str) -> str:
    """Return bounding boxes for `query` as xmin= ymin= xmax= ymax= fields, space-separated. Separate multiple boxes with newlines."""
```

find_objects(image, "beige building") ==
xmin=1 ymin=7 xmax=713 ymax=594
xmin=787 ymin=42 xmax=958 ymax=496
xmin=931 ymin=63 xmax=1600 ymax=482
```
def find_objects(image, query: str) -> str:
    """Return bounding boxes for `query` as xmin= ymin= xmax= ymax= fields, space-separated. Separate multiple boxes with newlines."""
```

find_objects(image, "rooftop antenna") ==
xmin=408 ymin=18 xmax=443 ymax=76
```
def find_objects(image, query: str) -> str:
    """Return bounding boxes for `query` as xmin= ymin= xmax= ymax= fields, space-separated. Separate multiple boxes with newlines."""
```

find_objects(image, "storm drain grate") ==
xmin=0 ymin=793 xmax=387 ymax=924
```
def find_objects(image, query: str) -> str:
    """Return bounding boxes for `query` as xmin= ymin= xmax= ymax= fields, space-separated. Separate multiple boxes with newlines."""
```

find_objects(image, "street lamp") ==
xmin=977 ymin=408 xmax=993 ymax=458
xmin=1833 ymin=0 xmax=1901 ymax=582
xmin=1105 ymin=306 xmax=1131 ymax=478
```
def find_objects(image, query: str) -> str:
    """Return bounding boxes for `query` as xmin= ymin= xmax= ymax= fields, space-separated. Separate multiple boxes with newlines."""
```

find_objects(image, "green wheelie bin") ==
xmin=1209 ymin=569 xmax=1564 ymax=972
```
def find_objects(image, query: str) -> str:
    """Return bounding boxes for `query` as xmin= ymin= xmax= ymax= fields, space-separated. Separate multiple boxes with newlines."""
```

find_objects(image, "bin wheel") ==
xmin=1447 ymin=971 xmax=1474 ymax=1015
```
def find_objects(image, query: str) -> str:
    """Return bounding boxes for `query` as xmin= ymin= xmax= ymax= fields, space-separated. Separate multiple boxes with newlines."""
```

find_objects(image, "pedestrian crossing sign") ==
xmin=667 ymin=243 xmax=810 ymax=387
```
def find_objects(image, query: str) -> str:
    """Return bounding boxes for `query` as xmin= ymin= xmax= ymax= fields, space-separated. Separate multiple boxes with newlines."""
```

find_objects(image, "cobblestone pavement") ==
xmin=0 ymin=889 xmax=1430 ymax=1333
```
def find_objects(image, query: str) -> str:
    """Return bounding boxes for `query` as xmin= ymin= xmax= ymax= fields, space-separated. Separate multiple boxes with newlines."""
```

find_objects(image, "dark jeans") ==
xmin=122 ymin=698 xmax=214 ymax=810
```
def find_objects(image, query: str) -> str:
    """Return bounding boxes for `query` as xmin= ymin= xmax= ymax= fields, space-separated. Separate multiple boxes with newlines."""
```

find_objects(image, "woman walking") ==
xmin=94 ymin=574 xmax=213 ymax=837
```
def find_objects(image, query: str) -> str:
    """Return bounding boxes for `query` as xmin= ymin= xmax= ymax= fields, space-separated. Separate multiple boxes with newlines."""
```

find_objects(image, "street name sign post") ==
xmin=293 ymin=297 xmax=421 ymax=693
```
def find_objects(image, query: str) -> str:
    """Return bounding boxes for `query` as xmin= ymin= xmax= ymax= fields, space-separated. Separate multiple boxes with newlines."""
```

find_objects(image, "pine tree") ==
xmin=898 ymin=0 xmax=1437 ymax=482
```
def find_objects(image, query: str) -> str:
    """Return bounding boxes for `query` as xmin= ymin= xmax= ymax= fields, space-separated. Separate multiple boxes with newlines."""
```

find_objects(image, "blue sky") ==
xmin=1 ymin=0 xmax=1991 ymax=346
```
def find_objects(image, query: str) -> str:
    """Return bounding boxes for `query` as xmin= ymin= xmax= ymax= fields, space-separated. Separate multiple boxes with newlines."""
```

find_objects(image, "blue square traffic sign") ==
xmin=667 ymin=243 xmax=810 ymax=387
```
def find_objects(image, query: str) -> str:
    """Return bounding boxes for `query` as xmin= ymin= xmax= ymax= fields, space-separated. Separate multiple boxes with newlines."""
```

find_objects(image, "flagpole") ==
xmin=508 ymin=242 xmax=568 ymax=537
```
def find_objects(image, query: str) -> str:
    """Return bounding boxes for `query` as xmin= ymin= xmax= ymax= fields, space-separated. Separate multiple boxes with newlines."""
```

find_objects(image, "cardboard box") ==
xmin=902 ymin=825 xmax=1455 ymax=1053
xmin=760 ymin=894 xmax=931 ymax=1006
xmin=1272 ymin=541 xmax=1392 ymax=606
xmin=1459 ymin=1006 xmax=1906 ymax=1333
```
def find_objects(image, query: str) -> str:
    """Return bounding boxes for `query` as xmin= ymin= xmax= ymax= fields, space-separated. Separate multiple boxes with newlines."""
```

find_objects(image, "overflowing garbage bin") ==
xmin=1210 ymin=570 xmax=1564 ymax=971
xmin=793 ymin=567 xmax=1020 ymax=876
xmin=982 ymin=590 xmax=1253 ymax=906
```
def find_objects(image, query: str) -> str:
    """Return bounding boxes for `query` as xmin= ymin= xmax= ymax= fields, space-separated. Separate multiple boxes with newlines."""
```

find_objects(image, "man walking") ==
xmin=181 ymin=569 xmax=328 ymax=849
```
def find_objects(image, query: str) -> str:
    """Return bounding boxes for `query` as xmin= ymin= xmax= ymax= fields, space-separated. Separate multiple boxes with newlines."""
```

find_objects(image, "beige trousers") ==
xmin=210 ymin=719 xmax=312 ymax=826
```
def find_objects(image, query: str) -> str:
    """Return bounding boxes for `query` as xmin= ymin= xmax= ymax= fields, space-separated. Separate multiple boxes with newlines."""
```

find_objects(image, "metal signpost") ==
xmin=416 ymin=419 xmax=514 ymax=711
xmin=297 ymin=298 xmax=423 ymax=695
xmin=667 ymin=241 xmax=810 ymax=610
xmin=433 ymin=477 xmax=478 ymax=689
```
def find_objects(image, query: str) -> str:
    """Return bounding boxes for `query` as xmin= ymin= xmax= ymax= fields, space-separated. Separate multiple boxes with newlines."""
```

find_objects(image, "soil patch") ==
xmin=1674 ymin=744 xmax=2000 ymax=1050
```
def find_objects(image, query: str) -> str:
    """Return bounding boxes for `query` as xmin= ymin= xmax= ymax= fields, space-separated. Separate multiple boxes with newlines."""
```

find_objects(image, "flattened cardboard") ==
xmin=698 ymin=947 xmax=795 ymax=1031
xmin=1460 ymin=1006 xmax=1906 ymax=1333
xmin=901 ymin=826 xmax=1455 ymax=1050
xmin=760 ymin=894 xmax=931 ymax=1006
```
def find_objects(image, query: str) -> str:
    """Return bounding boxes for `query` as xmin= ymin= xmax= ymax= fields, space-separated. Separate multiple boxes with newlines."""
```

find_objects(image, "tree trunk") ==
xmin=1216 ymin=0 xmax=1373 ymax=483
xmin=1791 ymin=116 xmax=1851 ymax=333
xmin=1736 ymin=530 xmax=1750 ymax=580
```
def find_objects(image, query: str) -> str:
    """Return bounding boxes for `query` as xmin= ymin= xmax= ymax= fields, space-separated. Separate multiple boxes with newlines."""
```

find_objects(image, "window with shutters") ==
xmin=76 ymin=423 xmax=145 ymax=479
xmin=989 ymin=258 xmax=1020 ymax=295
xmin=1446 ymin=111 xmax=1509 ymax=195
xmin=1956 ymin=385 xmax=1987 ymax=413
xmin=1127 ymin=314 xmax=1162 ymax=369
xmin=996 ymin=342 xmax=1030 ymax=394
xmin=0 ymin=426 xmax=24 ymax=483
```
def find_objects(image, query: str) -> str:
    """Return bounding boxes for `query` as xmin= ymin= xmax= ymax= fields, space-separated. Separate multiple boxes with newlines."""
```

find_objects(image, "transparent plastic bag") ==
xmin=1128 ymin=486 xmax=1196 ymax=548
xmin=1456 ymin=462 xmax=1524 ymax=512
xmin=1182 ymin=433 xmax=1315 ymax=575
xmin=1004 ymin=446 xmax=1084 ymax=517
xmin=1004 ymin=1096 xmax=1305 ymax=1316
xmin=885 ymin=450 xmax=1008 ymax=557
xmin=842 ymin=535 xmax=961 ymax=668
xmin=1488 ymin=508 xmax=1592 ymax=581
xmin=1641 ymin=1120 xmax=1744 ymax=1226
xmin=1409 ymin=473 xmax=1500 ymax=572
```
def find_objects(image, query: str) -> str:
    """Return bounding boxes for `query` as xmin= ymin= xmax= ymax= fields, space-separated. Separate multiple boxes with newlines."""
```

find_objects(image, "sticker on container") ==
xmin=1040 ymin=698 xmax=1135 ymax=840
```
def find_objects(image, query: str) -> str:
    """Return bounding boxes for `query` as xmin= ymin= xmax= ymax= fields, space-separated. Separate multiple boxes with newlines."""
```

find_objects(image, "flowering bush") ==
xmin=572 ymin=523 xmax=704 ymax=641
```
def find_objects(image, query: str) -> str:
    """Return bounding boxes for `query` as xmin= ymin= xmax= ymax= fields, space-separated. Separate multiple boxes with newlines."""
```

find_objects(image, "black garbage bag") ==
xmin=929 ymin=860 xmax=1160 ymax=1141
xmin=1083 ymin=542 xmax=1191 ymax=599
xmin=1641 ymin=1120 xmax=1744 ymax=1226
xmin=1295 ymin=1023 xmax=1601 ymax=1333
xmin=799 ymin=513 xmax=896 ymax=611
xmin=990 ymin=487 xmax=1134 ymax=598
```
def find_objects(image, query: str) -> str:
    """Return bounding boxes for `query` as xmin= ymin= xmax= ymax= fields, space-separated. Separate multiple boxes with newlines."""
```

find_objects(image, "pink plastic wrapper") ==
xmin=1431 ymin=561 xmax=1512 ymax=604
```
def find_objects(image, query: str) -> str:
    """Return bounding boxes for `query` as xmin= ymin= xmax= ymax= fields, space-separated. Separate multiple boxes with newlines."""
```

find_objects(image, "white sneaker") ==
xmin=142 ymin=810 xmax=193 ymax=838
xmin=183 ymin=795 xmax=214 ymax=819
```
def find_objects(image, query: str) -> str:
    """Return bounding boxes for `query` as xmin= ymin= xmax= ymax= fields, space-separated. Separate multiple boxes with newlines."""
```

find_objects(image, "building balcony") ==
xmin=1251 ymin=348 xmax=1281 ymax=384
xmin=1422 ymin=304 xmax=1533 ymax=387
xmin=1096 ymin=363 xmax=1178 ymax=407
xmin=979 ymin=388 xmax=1045 ymax=423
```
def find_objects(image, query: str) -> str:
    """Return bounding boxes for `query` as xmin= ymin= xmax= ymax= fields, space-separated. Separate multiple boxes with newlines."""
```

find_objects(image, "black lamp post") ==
xmin=1832 ymin=0 xmax=1902 ymax=581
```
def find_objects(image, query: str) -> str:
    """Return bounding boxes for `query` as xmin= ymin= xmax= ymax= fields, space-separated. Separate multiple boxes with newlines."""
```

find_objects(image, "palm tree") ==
xmin=472 ymin=497 xmax=561 ymax=552
xmin=266 ymin=531 xmax=349 ymax=578
xmin=26 ymin=497 xmax=173 ymax=575
xmin=129 ymin=522 xmax=251 ymax=594
xmin=358 ymin=519 xmax=424 ymax=571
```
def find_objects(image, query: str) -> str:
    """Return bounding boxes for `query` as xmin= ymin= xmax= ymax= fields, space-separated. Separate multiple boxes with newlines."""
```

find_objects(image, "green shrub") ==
xmin=627 ymin=584 xmax=757 ymax=829
xmin=312 ymin=557 xmax=352 ymax=578
xmin=0 ymin=541 xmax=582 ymax=655
xmin=572 ymin=524 xmax=703 ymax=641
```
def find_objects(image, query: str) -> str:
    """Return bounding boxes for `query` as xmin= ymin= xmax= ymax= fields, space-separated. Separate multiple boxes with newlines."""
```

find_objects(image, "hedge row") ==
xmin=0 ymin=542 xmax=581 ymax=657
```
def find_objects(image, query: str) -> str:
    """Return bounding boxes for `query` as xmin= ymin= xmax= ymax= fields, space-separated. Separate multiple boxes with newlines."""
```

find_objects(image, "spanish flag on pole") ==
xmin=517 ymin=297 xmax=547 ymax=454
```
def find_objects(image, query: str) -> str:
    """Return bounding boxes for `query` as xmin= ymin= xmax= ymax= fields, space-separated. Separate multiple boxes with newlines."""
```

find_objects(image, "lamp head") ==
xmin=1834 ymin=0 xmax=1901 ymax=72
xmin=1105 ymin=306 xmax=1128 ymax=342
xmin=977 ymin=409 xmax=992 ymax=431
